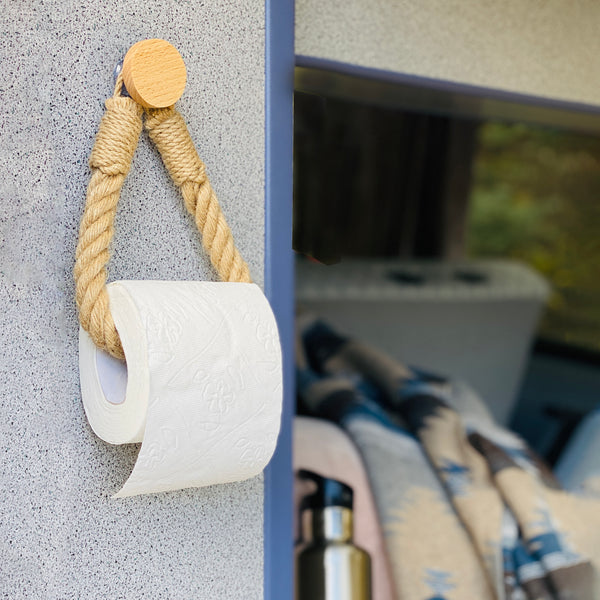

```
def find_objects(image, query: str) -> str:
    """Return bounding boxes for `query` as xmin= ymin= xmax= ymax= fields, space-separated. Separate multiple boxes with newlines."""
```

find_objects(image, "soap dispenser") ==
xmin=296 ymin=470 xmax=371 ymax=600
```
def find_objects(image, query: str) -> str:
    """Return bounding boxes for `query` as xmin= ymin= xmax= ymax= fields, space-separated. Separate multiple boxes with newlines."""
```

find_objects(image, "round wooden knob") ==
xmin=122 ymin=39 xmax=187 ymax=108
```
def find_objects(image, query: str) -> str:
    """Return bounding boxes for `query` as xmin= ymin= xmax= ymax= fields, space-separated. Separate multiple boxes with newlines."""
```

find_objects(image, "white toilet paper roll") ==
xmin=79 ymin=280 xmax=283 ymax=498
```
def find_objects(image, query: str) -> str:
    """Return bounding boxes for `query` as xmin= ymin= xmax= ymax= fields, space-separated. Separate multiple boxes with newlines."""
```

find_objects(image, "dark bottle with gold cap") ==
xmin=297 ymin=470 xmax=371 ymax=600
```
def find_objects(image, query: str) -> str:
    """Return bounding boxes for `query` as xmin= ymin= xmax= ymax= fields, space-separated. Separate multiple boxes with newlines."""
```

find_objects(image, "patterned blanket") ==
xmin=296 ymin=318 xmax=600 ymax=600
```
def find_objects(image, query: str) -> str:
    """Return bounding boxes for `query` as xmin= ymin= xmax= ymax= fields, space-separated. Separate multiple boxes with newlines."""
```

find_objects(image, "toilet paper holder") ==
xmin=74 ymin=40 xmax=283 ymax=497
xmin=74 ymin=38 xmax=253 ymax=361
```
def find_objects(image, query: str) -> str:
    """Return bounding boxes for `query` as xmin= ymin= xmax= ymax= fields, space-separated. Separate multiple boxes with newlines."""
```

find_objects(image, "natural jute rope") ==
xmin=74 ymin=76 xmax=252 ymax=359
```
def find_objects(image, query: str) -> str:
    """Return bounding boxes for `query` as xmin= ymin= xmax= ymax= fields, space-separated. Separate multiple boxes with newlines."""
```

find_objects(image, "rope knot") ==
xmin=146 ymin=108 xmax=206 ymax=187
xmin=89 ymin=97 xmax=143 ymax=176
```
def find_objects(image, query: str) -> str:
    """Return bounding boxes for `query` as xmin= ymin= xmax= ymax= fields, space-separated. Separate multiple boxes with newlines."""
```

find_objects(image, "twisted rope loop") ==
xmin=145 ymin=108 xmax=251 ymax=284
xmin=74 ymin=79 xmax=252 ymax=359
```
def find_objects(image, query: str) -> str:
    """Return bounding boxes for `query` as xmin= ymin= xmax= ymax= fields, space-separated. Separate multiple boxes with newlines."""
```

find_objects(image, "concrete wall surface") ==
xmin=296 ymin=0 xmax=600 ymax=106
xmin=0 ymin=1 xmax=266 ymax=598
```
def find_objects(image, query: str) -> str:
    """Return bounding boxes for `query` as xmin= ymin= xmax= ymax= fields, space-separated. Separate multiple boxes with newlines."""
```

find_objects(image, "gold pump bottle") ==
xmin=296 ymin=470 xmax=371 ymax=600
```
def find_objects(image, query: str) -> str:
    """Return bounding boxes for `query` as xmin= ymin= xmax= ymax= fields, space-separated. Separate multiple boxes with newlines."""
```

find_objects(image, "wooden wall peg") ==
xmin=122 ymin=39 xmax=187 ymax=108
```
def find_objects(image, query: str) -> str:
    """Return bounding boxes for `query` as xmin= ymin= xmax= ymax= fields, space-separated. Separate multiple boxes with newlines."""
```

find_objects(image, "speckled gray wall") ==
xmin=296 ymin=0 xmax=600 ymax=106
xmin=0 ymin=1 xmax=265 ymax=598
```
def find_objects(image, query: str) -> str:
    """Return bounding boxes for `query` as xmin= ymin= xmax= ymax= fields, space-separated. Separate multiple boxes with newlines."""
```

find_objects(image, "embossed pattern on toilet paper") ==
xmin=102 ymin=280 xmax=282 ymax=498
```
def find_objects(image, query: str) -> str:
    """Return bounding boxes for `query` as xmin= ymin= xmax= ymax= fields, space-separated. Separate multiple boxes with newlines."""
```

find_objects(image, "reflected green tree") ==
xmin=468 ymin=122 xmax=600 ymax=351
